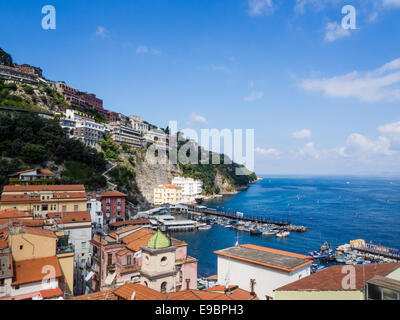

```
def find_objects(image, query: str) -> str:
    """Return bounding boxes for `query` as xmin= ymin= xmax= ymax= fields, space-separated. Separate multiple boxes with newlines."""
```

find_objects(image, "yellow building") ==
xmin=8 ymin=226 xmax=75 ymax=295
xmin=274 ymin=263 xmax=400 ymax=300
xmin=0 ymin=185 xmax=87 ymax=217
xmin=153 ymin=184 xmax=182 ymax=205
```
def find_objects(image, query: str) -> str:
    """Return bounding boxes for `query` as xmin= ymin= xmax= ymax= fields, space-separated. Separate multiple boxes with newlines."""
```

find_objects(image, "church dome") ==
xmin=147 ymin=229 xmax=171 ymax=249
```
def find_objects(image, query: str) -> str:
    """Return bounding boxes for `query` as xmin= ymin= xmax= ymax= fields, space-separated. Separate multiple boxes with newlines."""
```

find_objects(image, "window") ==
xmin=19 ymin=245 xmax=23 ymax=250
xmin=62 ymin=205 xmax=67 ymax=212
xmin=74 ymin=205 xmax=78 ymax=211
xmin=0 ymin=279 xmax=4 ymax=286
xmin=41 ymin=204 xmax=48 ymax=211
xmin=127 ymin=255 xmax=131 ymax=265
xmin=161 ymin=282 xmax=167 ymax=294
xmin=161 ymin=256 xmax=168 ymax=266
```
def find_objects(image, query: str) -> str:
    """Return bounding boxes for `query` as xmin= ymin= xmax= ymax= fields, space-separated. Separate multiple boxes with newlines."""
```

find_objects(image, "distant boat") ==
xmin=263 ymin=229 xmax=278 ymax=236
xmin=250 ymin=229 xmax=262 ymax=236
xmin=276 ymin=231 xmax=290 ymax=238
xmin=346 ymin=181 xmax=351 ymax=185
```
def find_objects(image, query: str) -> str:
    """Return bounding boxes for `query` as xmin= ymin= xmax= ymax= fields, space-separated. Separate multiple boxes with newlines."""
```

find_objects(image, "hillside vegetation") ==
xmin=0 ymin=112 xmax=107 ymax=191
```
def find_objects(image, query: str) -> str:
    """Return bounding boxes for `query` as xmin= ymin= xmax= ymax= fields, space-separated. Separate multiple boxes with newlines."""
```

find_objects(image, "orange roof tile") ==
xmin=164 ymin=290 xmax=232 ymax=300
xmin=39 ymin=169 xmax=55 ymax=175
xmin=59 ymin=211 xmax=91 ymax=224
xmin=114 ymin=283 xmax=163 ymax=300
xmin=69 ymin=290 xmax=118 ymax=300
xmin=116 ymin=249 xmax=131 ymax=256
xmin=276 ymin=263 xmax=400 ymax=291
xmin=0 ymin=218 xmax=44 ymax=228
xmin=12 ymin=256 xmax=63 ymax=285
xmin=101 ymin=190 xmax=127 ymax=197
xmin=2 ymin=185 xmax=85 ymax=192
xmin=109 ymin=225 xmax=141 ymax=239
xmin=204 ymin=274 xmax=218 ymax=280
xmin=0 ymin=208 xmax=32 ymax=219
xmin=23 ymin=226 xmax=57 ymax=239
xmin=154 ymin=184 xmax=181 ymax=189
xmin=0 ymin=194 xmax=40 ymax=203
xmin=40 ymin=288 xmax=63 ymax=299
xmin=206 ymin=285 xmax=259 ymax=300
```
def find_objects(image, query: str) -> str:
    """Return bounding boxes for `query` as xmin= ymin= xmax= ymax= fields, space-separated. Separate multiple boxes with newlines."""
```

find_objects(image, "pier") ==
xmin=169 ymin=204 xmax=307 ymax=232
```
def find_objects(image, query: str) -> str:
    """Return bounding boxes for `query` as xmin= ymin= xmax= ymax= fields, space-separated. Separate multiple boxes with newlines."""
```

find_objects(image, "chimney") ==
xmin=250 ymin=279 xmax=256 ymax=296
xmin=185 ymin=279 xmax=190 ymax=290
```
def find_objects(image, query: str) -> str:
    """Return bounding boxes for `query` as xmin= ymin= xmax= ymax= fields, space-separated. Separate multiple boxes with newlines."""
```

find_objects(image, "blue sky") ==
xmin=1 ymin=0 xmax=400 ymax=175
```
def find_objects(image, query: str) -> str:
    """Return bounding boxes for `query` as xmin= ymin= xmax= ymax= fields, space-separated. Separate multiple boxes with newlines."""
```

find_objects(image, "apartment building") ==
xmin=83 ymin=93 xmax=103 ymax=113
xmin=129 ymin=115 xmax=149 ymax=133
xmin=0 ymin=185 xmax=87 ymax=217
xmin=171 ymin=177 xmax=203 ymax=203
xmin=100 ymin=190 xmax=127 ymax=224
xmin=0 ymin=64 xmax=40 ymax=85
xmin=8 ymin=168 xmax=55 ymax=186
xmin=153 ymin=185 xmax=182 ymax=205
xmin=87 ymin=194 xmax=103 ymax=228
xmin=144 ymin=128 xmax=168 ymax=149
xmin=107 ymin=123 xmax=144 ymax=149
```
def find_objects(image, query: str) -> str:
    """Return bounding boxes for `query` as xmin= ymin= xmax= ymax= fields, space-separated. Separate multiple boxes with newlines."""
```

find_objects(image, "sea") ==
xmin=172 ymin=175 xmax=400 ymax=277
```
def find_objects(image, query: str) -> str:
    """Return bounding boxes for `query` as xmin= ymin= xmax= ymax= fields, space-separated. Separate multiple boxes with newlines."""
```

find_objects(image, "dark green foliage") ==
xmin=0 ymin=112 xmax=107 ymax=191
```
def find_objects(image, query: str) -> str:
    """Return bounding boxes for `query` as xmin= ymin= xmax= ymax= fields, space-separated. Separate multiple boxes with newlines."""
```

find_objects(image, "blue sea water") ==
xmin=173 ymin=176 xmax=400 ymax=277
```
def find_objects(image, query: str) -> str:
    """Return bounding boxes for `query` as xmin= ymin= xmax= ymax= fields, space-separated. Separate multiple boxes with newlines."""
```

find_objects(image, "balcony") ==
xmin=107 ymin=264 xmax=116 ymax=273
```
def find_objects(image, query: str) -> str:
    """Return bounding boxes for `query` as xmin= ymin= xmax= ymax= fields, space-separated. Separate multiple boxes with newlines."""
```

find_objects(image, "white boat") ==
xmin=197 ymin=223 xmax=212 ymax=230
xmin=276 ymin=231 xmax=290 ymax=238
xmin=263 ymin=229 xmax=278 ymax=236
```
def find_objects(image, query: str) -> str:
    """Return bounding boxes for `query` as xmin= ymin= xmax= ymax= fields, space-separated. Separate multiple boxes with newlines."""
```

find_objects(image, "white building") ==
xmin=144 ymin=128 xmax=168 ymax=149
xmin=214 ymin=244 xmax=312 ymax=300
xmin=107 ymin=123 xmax=144 ymax=149
xmin=86 ymin=194 xmax=103 ymax=229
xmin=129 ymin=115 xmax=149 ymax=133
xmin=57 ymin=211 xmax=92 ymax=268
xmin=171 ymin=177 xmax=203 ymax=203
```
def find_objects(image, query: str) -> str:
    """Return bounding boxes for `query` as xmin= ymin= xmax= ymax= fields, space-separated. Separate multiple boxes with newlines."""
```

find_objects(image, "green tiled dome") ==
xmin=147 ymin=229 xmax=171 ymax=249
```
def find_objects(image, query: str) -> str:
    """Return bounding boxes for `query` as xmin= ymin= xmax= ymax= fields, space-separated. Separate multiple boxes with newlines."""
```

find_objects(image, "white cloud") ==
xmin=378 ymin=120 xmax=400 ymax=149
xmin=298 ymin=142 xmax=321 ymax=159
xmin=94 ymin=26 xmax=109 ymax=38
xmin=298 ymin=57 xmax=400 ymax=102
xmin=247 ymin=0 xmax=275 ymax=16
xmin=255 ymin=147 xmax=280 ymax=157
xmin=292 ymin=129 xmax=312 ymax=139
xmin=324 ymin=22 xmax=351 ymax=43
xmin=340 ymin=133 xmax=394 ymax=157
xmin=243 ymin=91 xmax=264 ymax=102
xmin=383 ymin=0 xmax=400 ymax=7
xmin=136 ymin=45 xmax=162 ymax=56
xmin=188 ymin=113 xmax=208 ymax=124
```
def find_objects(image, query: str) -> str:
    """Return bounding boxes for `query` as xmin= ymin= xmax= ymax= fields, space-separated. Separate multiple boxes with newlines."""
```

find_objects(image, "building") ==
xmin=4 ymin=225 xmax=75 ymax=298
xmin=144 ymin=128 xmax=168 ymax=149
xmin=0 ymin=185 xmax=88 ymax=217
xmin=149 ymin=215 xmax=196 ymax=232
xmin=274 ymin=262 xmax=400 ymax=300
xmin=129 ymin=115 xmax=149 ymax=133
xmin=0 ymin=64 xmax=40 ymax=85
xmin=8 ymin=168 xmax=55 ymax=185
xmin=61 ymin=109 xmax=105 ymax=147
xmin=87 ymin=194 xmax=103 ymax=228
xmin=153 ymin=185 xmax=182 ymax=206
xmin=89 ymin=227 xmax=197 ymax=292
xmin=55 ymin=82 xmax=86 ymax=109
xmin=214 ymin=244 xmax=312 ymax=300
xmin=366 ymin=264 xmax=400 ymax=300
xmin=83 ymin=93 xmax=103 ymax=113
xmin=171 ymin=177 xmax=203 ymax=203
xmin=48 ymin=211 xmax=92 ymax=268
xmin=107 ymin=123 xmax=144 ymax=149
xmin=0 ymin=248 xmax=13 ymax=298
xmin=100 ymin=190 xmax=127 ymax=224
xmin=71 ymin=282 xmax=258 ymax=300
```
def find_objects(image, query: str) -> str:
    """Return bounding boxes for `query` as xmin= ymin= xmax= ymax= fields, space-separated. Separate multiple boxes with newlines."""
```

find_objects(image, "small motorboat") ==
xmin=250 ymin=229 xmax=262 ymax=236
xmin=263 ymin=229 xmax=278 ymax=236
xmin=197 ymin=223 xmax=212 ymax=230
xmin=276 ymin=231 xmax=290 ymax=238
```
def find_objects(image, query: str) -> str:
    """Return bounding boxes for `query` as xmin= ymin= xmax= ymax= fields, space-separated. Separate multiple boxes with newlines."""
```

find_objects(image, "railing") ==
xmin=57 ymin=244 xmax=74 ymax=255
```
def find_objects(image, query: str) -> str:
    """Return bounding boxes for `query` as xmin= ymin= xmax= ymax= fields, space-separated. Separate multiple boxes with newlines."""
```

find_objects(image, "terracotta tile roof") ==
xmin=0 ymin=194 xmax=40 ymax=203
xmin=276 ymin=263 xmax=400 ymax=291
xmin=101 ymin=190 xmax=127 ymax=197
xmin=51 ymin=192 xmax=87 ymax=200
xmin=109 ymin=219 xmax=150 ymax=228
xmin=40 ymin=288 xmax=63 ymax=299
xmin=12 ymin=256 xmax=63 ymax=285
xmin=114 ymin=283 xmax=164 ymax=300
xmin=23 ymin=226 xmax=58 ymax=239
xmin=109 ymin=225 xmax=141 ymax=239
xmin=40 ymin=169 xmax=55 ymax=175
xmin=59 ymin=211 xmax=91 ymax=224
xmin=10 ymin=169 xmax=55 ymax=176
xmin=204 ymin=274 xmax=218 ymax=280
xmin=207 ymin=285 xmax=259 ymax=300
xmin=0 ymin=208 xmax=32 ymax=219
xmin=0 ymin=218 xmax=44 ymax=228
xmin=164 ymin=290 xmax=232 ymax=300
xmin=69 ymin=290 xmax=118 ymax=300
xmin=215 ymin=244 xmax=312 ymax=272
xmin=119 ymin=266 xmax=141 ymax=274
xmin=0 ymin=239 xmax=8 ymax=249
xmin=122 ymin=228 xmax=155 ymax=245
xmin=116 ymin=249 xmax=131 ymax=256
xmin=2 ymin=185 xmax=85 ymax=192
